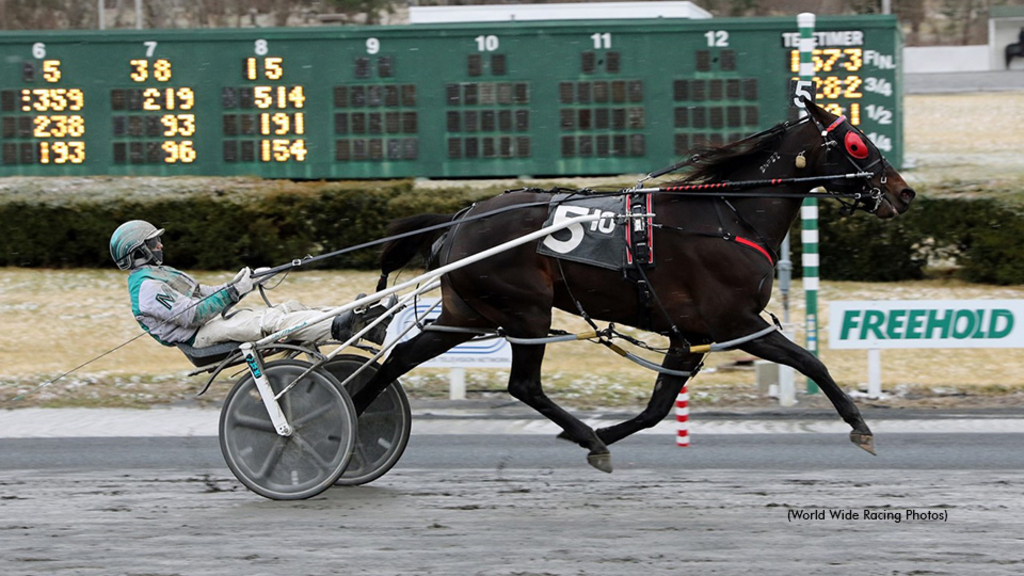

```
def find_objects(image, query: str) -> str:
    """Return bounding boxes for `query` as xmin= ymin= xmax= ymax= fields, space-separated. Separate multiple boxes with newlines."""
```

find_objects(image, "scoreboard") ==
xmin=0 ymin=15 xmax=902 ymax=179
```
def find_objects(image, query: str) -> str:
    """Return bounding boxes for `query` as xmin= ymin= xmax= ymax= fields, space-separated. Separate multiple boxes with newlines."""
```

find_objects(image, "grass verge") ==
xmin=3 ymin=268 xmax=1023 ymax=410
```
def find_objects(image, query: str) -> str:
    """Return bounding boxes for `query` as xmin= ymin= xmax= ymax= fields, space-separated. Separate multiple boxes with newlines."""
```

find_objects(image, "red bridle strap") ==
xmin=823 ymin=115 xmax=847 ymax=134
xmin=733 ymin=236 xmax=774 ymax=265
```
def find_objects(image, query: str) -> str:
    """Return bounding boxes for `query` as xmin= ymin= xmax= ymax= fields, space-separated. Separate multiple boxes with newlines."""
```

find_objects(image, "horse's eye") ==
xmin=844 ymin=132 xmax=870 ymax=159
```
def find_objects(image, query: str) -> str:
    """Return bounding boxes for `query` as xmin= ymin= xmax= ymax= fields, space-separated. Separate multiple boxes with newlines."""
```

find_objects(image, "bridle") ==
xmin=808 ymin=113 xmax=890 ymax=215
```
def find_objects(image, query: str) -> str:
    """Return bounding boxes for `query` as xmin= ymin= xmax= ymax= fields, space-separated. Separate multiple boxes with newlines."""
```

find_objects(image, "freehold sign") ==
xmin=828 ymin=300 xmax=1023 ymax=349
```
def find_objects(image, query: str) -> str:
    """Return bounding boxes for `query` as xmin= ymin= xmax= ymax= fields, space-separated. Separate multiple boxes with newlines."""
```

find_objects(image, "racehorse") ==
xmin=353 ymin=100 xmax=916 ymax=472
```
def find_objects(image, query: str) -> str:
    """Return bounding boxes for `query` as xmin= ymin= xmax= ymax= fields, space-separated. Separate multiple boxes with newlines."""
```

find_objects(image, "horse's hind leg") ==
xmin=738 ymin=328 xmax=876 ymax=455
xmin=593 ymin=348 xmax=706 ymax=446
xmin=506 ymin=343 xmax=613 ymax=473
xmin=351 ymin=329 xmax=475 ymax=415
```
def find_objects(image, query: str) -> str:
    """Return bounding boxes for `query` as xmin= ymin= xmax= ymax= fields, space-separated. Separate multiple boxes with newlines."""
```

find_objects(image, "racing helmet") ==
xmin=110 ymin=220 xmax=165 ymax=270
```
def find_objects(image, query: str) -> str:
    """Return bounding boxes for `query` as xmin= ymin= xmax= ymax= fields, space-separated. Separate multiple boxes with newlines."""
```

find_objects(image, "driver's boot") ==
xmin=331 ymin=295 xmax=393 ymax=344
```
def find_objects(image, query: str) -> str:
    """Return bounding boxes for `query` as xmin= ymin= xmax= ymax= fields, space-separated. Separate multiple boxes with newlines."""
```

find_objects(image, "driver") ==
xmin=109 ymin=220 xmax=387 ymax=349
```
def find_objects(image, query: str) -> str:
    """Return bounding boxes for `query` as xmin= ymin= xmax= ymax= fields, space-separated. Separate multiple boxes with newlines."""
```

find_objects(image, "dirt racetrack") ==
xmin=2 ymin=467 xmax=1022 ymax=576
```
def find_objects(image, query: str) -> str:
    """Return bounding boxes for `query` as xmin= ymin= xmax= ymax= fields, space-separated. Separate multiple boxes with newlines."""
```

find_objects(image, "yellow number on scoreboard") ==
xmin=161 ymin=114 xmax=196 ymax=137
xmin=260 ymin=139 xmax=307 ymax=162
xmin=33 ymin=115 xmax=86 ymax=138
xmin=245 ymin=57 xmax=285 ymax=80
xmin=161 ymin=140 xmax=196 ymax=163
xmin=131 ymin=59 xmax=173 ymax=82
xmin=42 ymin=60 xmax=61 ymax=83
xmin=39 ymin=141 xmax=85 ymax=164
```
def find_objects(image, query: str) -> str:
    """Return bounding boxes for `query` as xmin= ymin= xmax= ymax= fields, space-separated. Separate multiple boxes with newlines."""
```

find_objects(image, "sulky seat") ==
xmin=176 ymin=341 xmax=242 ymax=368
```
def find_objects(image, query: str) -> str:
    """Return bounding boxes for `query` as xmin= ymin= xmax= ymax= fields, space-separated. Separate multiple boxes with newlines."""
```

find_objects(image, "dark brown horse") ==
xmin=352 ymin=101 xmax=916 ymax=472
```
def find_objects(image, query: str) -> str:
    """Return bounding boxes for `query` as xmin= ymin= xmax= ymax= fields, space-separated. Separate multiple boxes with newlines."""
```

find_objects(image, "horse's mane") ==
xmin=670 ymin=121 xmax=791 ymax=184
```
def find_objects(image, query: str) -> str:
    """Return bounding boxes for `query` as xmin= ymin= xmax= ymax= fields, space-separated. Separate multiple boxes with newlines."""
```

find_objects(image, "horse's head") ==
xmin=802 ymin=99 xmax=915 ymax=219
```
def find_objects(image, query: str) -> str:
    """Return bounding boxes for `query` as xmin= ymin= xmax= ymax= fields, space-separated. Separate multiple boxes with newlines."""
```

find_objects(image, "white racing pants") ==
xmin=192 ymin=300 xmax=334 ymax=348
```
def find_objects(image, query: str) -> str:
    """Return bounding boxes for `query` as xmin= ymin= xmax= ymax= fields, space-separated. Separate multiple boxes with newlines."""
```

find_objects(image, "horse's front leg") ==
xmin=738 ymin=327 xmax=876 ymax=455
xmin=506 ymin=343 xmax=613 ymax=473
xmin=593 ymin=347 xmax=706 ymax=446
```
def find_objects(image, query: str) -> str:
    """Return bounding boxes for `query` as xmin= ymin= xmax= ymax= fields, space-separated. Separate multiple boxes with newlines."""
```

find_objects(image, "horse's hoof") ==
xmin=587 ymin=452 xmax=613 ymax=473
xmin=850 ymin=432 xmax=877 ymax=455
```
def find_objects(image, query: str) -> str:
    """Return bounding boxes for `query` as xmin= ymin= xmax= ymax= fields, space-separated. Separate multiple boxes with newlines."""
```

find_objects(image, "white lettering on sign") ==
xmin=541 ymin=205 xmax=616 ymax=254
xmin=863 ymin=50 xmax=896 ymax=69
xmin=828 ymin=300 xmax=1024 ymax=349
xmin=867 ymin=132 xmax=892 ymax=152
xmin=863 ymin=77 xmax=893 ymax=96
xmin=781 ymin=30 xmax=864 ymax=48
xmin=864 ymin=104 xmax=893 ymax=125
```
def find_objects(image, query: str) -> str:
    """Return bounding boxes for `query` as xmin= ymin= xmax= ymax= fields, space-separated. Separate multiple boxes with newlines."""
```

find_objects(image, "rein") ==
xmin=631 ymin=172 xmax=873 ymax=200
xmin=251 ymin=197 xmax=555 ymax=280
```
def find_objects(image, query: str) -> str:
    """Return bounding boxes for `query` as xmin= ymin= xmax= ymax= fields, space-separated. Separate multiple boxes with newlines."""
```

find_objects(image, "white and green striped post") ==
xmin=797 ymin=12 xmax=820 ymax=394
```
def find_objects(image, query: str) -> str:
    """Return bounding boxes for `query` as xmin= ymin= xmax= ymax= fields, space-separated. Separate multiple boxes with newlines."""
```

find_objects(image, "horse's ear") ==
xmin=800 ymin=95 xmax=833 ymax=124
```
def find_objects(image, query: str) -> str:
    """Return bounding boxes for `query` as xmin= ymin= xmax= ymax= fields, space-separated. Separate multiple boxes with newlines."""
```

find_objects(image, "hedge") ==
xmin=2 ymin=177 xmax=1023 ymax=284
xmin=0 ymin=178 xmax=489 ymax=270
xmin=804 ymin=196 xmax=1024 ymax=284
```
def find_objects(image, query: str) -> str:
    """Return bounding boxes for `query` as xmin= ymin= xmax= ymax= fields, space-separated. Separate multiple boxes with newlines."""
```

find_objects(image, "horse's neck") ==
xmin=724 ymin=124 xmax=821 ymax=250
xmin=724 ymin=176 xmax=812 ymax=252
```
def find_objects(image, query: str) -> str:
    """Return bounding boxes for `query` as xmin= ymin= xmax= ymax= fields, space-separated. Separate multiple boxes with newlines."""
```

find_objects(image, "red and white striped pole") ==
xmin=675 ymin=383 xmax=690 ymax=447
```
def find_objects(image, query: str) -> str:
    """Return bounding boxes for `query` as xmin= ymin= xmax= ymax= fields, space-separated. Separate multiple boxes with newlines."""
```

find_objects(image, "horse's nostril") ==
xmin=900 ymin=189 xmax=916 ymax=203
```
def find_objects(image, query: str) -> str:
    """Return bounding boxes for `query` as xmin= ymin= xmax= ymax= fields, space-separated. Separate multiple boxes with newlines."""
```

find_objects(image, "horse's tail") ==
xmin=377 ymin=213 xmax=454 ymax=291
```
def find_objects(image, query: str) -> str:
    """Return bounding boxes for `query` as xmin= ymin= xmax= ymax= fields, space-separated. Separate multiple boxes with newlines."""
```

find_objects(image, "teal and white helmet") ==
xmin=110 ymin=220 xmax=164 ymax=270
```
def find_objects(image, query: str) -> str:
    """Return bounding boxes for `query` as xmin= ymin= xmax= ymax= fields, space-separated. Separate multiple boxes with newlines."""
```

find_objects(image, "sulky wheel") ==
xmin=219 ymin=359 xmax=357 ymax=500
xmin=323 ymin=354 xmax=411 ymax=486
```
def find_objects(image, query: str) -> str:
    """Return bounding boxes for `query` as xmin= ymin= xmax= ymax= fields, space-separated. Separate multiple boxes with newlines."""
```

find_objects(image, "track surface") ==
xmin=2 ymin=433 xmax=1023 ymax=575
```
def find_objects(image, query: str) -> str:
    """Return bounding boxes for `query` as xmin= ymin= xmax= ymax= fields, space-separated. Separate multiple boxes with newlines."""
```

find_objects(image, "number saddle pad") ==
xmin=536 ymin=193 xmax=653 ymax=271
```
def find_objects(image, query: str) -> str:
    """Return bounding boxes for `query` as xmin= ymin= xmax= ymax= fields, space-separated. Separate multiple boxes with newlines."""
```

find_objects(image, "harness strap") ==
xmin=601 ymin=339 xmax=694 ymax=378
xmin=688 ymin=324 xmax=780 ymax=354
xmin=732 ymin=236 xmax=774 ymax=265
xmin=623 ymin=241 xmax=686 ymax=341
xmin=658 ymin=223 xmax=775 ymax=267
xmin=422 ymin=324 xmax=497 ymax=337
xmin=706 ymin=197 xmax=776 ymax=267
xmin=554 ymin=257 xmax=603 ymax=334
xmin=718 ymin=197 xmax=778 ymax=264
xmin=424 ymin=324 xmax=603 ymax=345
xmin=502 ymin=330 xmax=601 ymax=345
